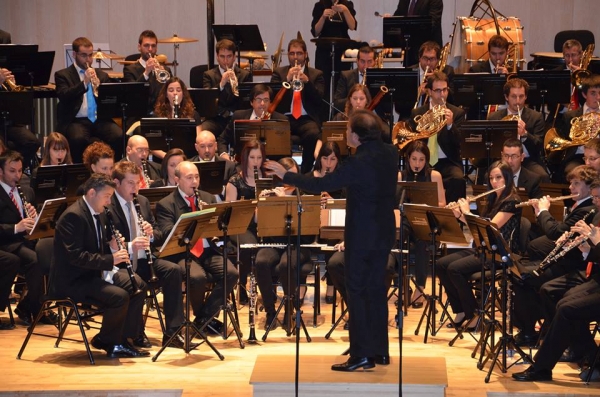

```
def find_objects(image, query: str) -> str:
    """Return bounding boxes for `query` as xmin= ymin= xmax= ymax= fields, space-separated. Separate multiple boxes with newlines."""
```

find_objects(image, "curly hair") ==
xmin=82 ymin=141 xmax=114 ymax=171
xmin=154 ymin=77 xmax=195 ymax=118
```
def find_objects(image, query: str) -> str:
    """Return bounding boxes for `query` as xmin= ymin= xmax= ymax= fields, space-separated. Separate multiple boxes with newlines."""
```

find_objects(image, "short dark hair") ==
xmin=358 ymin=45 xmax=375 ymax=57
xmin=502 ymin=138 xmax=524 ymax=154
xmin=112 ymin=160 xmax=140 ymax=182
xmin=73 ymin=37 xmax=93 ymax=52
xmin=425 ymin=71 xmax=448 ymax=89
xmin=288 ymin=39 xmax=307 ymax=53
xmin=349 ymin=109 xmax=382 ymax=143
xmin=161 ymin=148 xmax=186 ymax=182
xmin=82 ymin=173 xmax=116 ymax=194
xmin=584 ymin=138 xmax=600 ymax=154
xmin=504 ymin=78 xmax=529 ymax=96
xmin=418 ymin=41 xmax=441 ymax=59
xmin=314 ymin=142 xmax=341 ymax=172
xmin=138 ymin=30 xmax=157 ymax=45
xmin=581 ymin=75 xmax=600 ymax=94
xmin=567 ymin=165 xmax=598 ymax=184
xmin=250 ymin=83 xmax=273 ymax=101
xmin=488 ymin=35 xmax=510 ymax=51
xmin=216 ymin=39 xmax=236 ymax=54
xmin=0 ymin=150 xmax=23 ymax=170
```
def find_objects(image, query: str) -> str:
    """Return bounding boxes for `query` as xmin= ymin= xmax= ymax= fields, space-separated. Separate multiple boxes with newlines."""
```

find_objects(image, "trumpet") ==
xmin=86 ymin=63 xmax=100 ymax=97
xmin=132 ymin=193 xmax=158 ymax=283
xmin=445 ymin=185 xmax=505 ymax=210
xmin=227 ymin=67 xmax=239 ymax=96
xmin=141 ymin=160 xmax=152 ymax=187
xmin=291 ymin=60 xmax=304 ymax=91
xmin=502 ymin=104 xmax=521 ymax=121
xmin=150 ymin=54 xmax=170 ymax=83
xmin=1 ymin=69 xmax=24 ymax=92
xmin=515 ymin=194 xmax=579 ymax=208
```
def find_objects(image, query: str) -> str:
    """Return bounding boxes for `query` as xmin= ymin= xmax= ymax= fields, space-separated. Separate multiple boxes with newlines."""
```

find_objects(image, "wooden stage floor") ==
xmin=1 ymin=277 xmax=599 ymax=396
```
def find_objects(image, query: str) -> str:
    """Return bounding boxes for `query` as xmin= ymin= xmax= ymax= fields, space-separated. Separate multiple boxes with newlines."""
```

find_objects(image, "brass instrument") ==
xmin=16 ymin=183 xmax=32 ymax=218
xmin=291 ymin=60 xmax=304 ymax=91
xmin=515 ymin=194 xmax=579 ymax=208
xmin=544 ymin=109 xmax=600 ymax=153
xmin=361 ymin=69 xmax=366 ymax=86
xmin=420 ymin=43 xmax=450 ymax=106
xmin=414 ymin=65 xmax=429 ymax=109
xmin=394 ymin=99 xmax=448 ymax=150
xmin=86 ymin=63 xmax=100 ymax=97
xmin=571 ymin=43 xmax=594 ymax=90
xmin=141 ymin=160 xmax=152 ymax=187
xmin=104 ymin=207 xmax=143 ymax=295
xmin=506 ymin=42 xmax=521 ymax=80
xmin=150 ymin=54 xmax=170 ymax=83
xmin=227 ymin=67 xmax=239 ymax=96
xmin=1 ymin=71 xmax=24 ymax=92
xmin=262 ymin=82 xmax=291 ymax=120
xmin=533 ymin=208 xmax=597 ymax=276
xmin=132 ymin=193 xmax=158 ymax=283
xmin=502 ymin=104 xmax=521 ymax=121
xmin=367 ymin=85 xmax=389 ymax=111
xmin=444 ymin=185 xmax=505 ymax=210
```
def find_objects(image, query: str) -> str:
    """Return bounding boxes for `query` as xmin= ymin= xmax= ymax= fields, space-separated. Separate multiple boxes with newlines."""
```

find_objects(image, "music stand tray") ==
xmin=140 ymin=118 xmax=197 ymax=158
xmin=212 ymin=24 xmax=265 ymax=52
xmin=233 ymin=120 xmax=291 ymax=158
xmin=517 ymin=70 xmax=571 ymax=105
xmin=402 ymin=204 xmax=466 ymax=245
xmin=97 ymin=82 xmax=149 ymax=120
xmin=0 ymin=91 xmax=34 ymax=124
xmin=453 ymin=74 xmax=507 ymax=110
xmin=365 ymin=68 xmax=418 ymax=107
xmin=157 ymin=208 xmax=217 ymax=258
xmin=397 ymin=182 xmax=438 ymax=207
xmin=459 ymin=120 xmax=518 ymax=159
xmin=321 ymin=121 xmax=350 ymax=156
xmin=320 ymin=199 xmax=346 ymax=240
xmin=256 ymin=196 xmax=321 ymax=238
xmin=192 ymin=161 xmax=226 ymax=195
xmin=382 ymin=16 xmax=432 ymax=48
xmin=188 ymin=88 xmax=220 ymax=119
xmin=28 ymin=198 xmax=68 ymax=240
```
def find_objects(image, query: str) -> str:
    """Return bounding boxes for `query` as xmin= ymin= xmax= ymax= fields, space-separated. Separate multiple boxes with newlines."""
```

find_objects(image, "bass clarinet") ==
xmin=104 ymin=207 xmax=143 ymax=295
xmin=132 ymin=194 xmax=158 ymax=283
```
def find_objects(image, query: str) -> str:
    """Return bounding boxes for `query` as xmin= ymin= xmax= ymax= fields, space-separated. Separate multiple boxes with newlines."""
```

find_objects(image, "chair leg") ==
xmin=16 ymin=300 xmax=50 ymax=360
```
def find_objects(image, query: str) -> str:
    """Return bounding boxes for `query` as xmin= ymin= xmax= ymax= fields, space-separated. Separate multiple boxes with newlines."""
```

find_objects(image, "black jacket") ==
xmin=0 ymin=184 xmax=35 ymax=253
xmin=203 ymin=66 xmax=252 ymax=116
xmin=271 ymin=65 xmax=325 ymax=124
xmin=488 ymin=107 xmax=545 ymax=162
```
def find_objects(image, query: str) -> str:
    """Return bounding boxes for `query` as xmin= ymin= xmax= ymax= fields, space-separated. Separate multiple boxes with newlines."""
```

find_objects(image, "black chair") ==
xmin=189 ymin=64 xmax=209 ymax=88
xmin=554 ymin=30 xmax=595 ymax=52
xmin=125 ymin=53 xmax=140 ymax=62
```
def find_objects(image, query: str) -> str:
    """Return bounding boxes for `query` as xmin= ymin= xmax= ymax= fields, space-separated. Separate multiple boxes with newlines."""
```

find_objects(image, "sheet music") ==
xmin=158 ymin=207 xmax=216 ymax=253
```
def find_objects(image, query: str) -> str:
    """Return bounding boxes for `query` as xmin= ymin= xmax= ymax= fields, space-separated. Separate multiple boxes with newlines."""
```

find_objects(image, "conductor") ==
xmin=264 ymin=109 xmax=398 ymax=371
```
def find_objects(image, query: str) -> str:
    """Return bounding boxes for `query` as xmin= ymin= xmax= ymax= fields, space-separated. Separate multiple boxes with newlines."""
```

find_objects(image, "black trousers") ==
xmin=0 ymin=250 xmax=20 ymax=312
xmin=289 ymin=115 xmax=320 ymax=174
xmin=6 ymin=126 xmax=40 ymax=168
xmin=64 ymin=118 xmax=123 ymax=163
xmin=539 ymin=269 xmax=587 ymax=324
xmin=3 ymin=243 xmax=44 ymax=316
xmin=345 ymin=248 xmax=389 ymax=358
xmin=200 ymin=116 xmax=229 ymax=142
xmin=436 ymin=249 xmax=480 ymax=318
xmin=434 ymin=158 xmax=465 ymax=204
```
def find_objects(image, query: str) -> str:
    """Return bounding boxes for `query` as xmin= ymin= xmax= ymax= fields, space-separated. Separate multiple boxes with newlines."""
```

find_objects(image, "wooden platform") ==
xmin=250 ymin=355 xmax=446 ymax=396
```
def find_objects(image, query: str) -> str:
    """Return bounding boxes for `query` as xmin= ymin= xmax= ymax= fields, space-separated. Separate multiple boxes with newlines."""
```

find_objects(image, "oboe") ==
xmin=132 ymin=194 xmax=158 ymax=283
xmin=104 ymin=207 xmax=143 ymax=295
xmin=15 ymin=183 xmax=32 ymax=218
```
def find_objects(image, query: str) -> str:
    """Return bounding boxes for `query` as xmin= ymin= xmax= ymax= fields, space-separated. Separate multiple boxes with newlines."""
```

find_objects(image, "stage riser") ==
xmin=253 ymin=384 xmax=444 ymax=397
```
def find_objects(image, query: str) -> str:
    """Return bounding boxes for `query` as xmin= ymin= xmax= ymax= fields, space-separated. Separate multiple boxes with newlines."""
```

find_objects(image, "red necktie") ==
xmin=139 ymin=170 xmax=147 ymax=189
xmin=292 ymin=90 xmax=302 ymax=119
xmin=570 ymin=88 xmax=580 ymax=110
xmin=9 ymin=188 xmax=23 ymax=219
xmin=185 ymin=196 xmax=204 ymax=258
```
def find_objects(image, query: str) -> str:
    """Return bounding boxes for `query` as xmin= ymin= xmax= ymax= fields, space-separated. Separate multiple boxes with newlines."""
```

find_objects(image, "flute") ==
xmin=515 ymin=194 xmax=579 ymax=208
xmin=445 ymin=185 xmax=505 ymax=210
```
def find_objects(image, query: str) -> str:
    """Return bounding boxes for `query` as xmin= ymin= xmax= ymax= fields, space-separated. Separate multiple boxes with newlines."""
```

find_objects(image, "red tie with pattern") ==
xmin=9 ymin=188 xmax=22 ymax=218
xmin=139 ymin=169 xmax=148 ymax=189
xmin=292 ymin=90 xmax=302 ymax=119
xmin=185 ymin=196 xmax=204 ymax=258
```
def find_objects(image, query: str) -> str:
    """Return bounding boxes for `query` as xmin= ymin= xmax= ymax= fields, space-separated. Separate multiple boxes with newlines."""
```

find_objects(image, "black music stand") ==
xmin=382 ymin=16 xmax=432 ymax=66
xmin=460 ymin=120 xmax=518 ymax=172
xmin=140 ymin=118 xmax=197 ymax=159
xmin=403 ymin=204 xmax=467 ymax=343
xmin=0 ymin=91 xmax=34 ymax=145
xmin=32 ymin=164 xmax=90 ymax=205
xmin=97 ymin=82 xmax=149 ymax=156
xmin=27 ymin=198 xmax=67 ymax=240
xmin=63 ymin=164 xmax=91 ymax=200
xmin=257 ymin=196 xmax=321 ymax=341
xmin=154 ymin=208 xmax=225 ymax=361
xmin=453 ymin=74 xmax=507 ymax=120
xmin=212 ymin=24 xmax=265 ymax=70
xmin=192 ymin=161 xmax=226 ymax=195
xmin=517 ymin=70 xmax=571 ymax=119
xmin=188 ymin=88 xmax=220 ymax=120
xmin=233 ymin=120 xmax=291 ymax=159
xmin=8 ymin=51 xmax=55 ymax=88
xmin=321 ymin=121 xmax=350 ymax=156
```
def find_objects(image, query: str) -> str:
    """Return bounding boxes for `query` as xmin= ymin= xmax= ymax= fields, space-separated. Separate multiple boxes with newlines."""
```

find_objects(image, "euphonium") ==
xmin=291 ymin=60 xmax=304 ymax=91
xmin=227 ymin=66 xmax=239 ymax=96
xmin=86 ymin=63 xmax=100 ymax=97
xmin=150 ymin=54 xmax=170 ymax=83
xmin=571 ymin=44 xmax=594 ymax=90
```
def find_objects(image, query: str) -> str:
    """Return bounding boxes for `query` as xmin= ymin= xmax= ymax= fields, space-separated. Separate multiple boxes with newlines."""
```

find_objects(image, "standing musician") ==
xmin=201 ymin=39 xmax=252 ymax=137
xmin=217 ymin=84 xmax=287 ymax=160
xmin=125 ymin=135 xmax=161 ymax=188
xmin=409 ymin=71 xmax=465 ymax=204
xmin=501 ymin=138 xmax=543 ymax=199
xmin=271 ymin=39 xmax=326 ymax=173
xmin=50 ymin=173 xmax=149 ymax=358
xmin=155 ymin=161 xmax=238 ymax=333
xmin=106 ymin=161 xmax=187 ymax=348
xmin=123 ymin=30 xmax=172 ymax=115
xmin=512 ymin=165 xmax=597 ymax=347
xmin=469 ymin=35 xmax=510 ymax=74
xmin=437 ymin=161 xmax=521 ymax=329
xmin=55 ymin=37 xmax=122 ymax=163
xmin=488 ymin=78 xmax=550 ymax=183
xmin=265 ymin=109 xmax=398 ymax=372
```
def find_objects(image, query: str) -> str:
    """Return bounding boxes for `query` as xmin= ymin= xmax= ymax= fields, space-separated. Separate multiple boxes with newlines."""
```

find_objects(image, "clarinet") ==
xmin=132 ymin=194 xmax=158 ymax=283
xmin=193 ymin=188 xmax=203 ymax=211
xmin=253 ymin=166 xmax=259 ymax=199
xmin=141 ymin=160 xmax=152 ymax=187
xmin=16 ymin=183 xmax=32 ymax=218
xmin=104 ymin=207 xmax=143 ymax=296
xmin=247 ymin=250 xmax=258 ymax=343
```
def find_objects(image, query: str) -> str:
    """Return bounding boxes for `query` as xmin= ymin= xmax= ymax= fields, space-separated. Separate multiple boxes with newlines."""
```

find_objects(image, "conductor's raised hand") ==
xmin=263 ymin=160 xmax=288 ymax=179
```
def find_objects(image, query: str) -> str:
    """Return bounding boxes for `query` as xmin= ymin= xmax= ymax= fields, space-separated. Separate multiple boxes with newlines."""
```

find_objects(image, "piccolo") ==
xmin=515 ymin=194 xmax=579 ymax=208
xmin=445 ymin=185 xmax=505 ymax=210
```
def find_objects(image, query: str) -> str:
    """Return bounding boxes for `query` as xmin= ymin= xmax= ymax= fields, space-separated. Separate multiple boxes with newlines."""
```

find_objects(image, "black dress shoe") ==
xmin=331 ymin=356 xmax=375 ymax=372
xmin=514 ymin=332 xmax=539 ymax=347
xmin=194 ymin=317 xmax=223 ymax=335
xmin=162 ymin=333 xmax=199 ymax=349
xmin=374 ymin=355 xmax=390 ymax=365
xmin=446 ymin=317 xmax=466 ymax=329
xmin=559 ymin=348 xmax=584 ymax=363
xmin=0 ymin=318 xmax=15 ymax=330
xmin=132 ymin=333 xmax=152 ymax=348
xmin=14 ymin=307 xmax=32 ymax=326
xmin=512 ymin=366 xmax=552 ymax=381
xmin=580 ymin=366 xmax=600 ymax=382
xmin=411 ymin=300 xmax=424 ymax=309
xmin=106 ymin=344 xmax=150 ymax=358
xmin=91 ymin=335 xmax=112 ymax=351
xmin=38 ymin=310 xmax=59 ymax=325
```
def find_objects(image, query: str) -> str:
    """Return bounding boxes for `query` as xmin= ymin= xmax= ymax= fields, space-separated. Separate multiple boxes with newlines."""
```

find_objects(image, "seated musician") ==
xmin=408 ymin=71 xmax=465 ymax=204
xmin=412 ymin=41 xmax=455 ymax=107
xmin=82 ymin=141 xmax=115 ymax=176
xmin=271 ymin=39 xmax=326 ymax=173
xmin=0 ymin=67 xmax=40 ymax=171
xmin=151 ymin=148 xmax=186 ymax=187
xmin=51 ymin=173 xmax=149 ymax=358
xmin=123 ymin=30 xmax=172 ymax=115
xmin=501 ymin=138 xmax=543 ymax=199
xmin=513 ymin=217 xmax=600 ymax=382
xmin=125 ymin=135 xmax=161 ymax=188
xmin=334 ymin=46 xmax=374 ymax=114
xmin=488 ymin=78 xmax=550 ymax=183
xmin=512 ymin=165 xmax=597 ymax=346
xmin=201 ymin=39 xmax=252 ymax=138
xmin=469 ymin=34 xmax=510 ymax=74
xmin=106 ymin=160 xmax=187 ymax=348
xmin=332 ymin=84 xmax=389 ymax=142
xmin=584 ymin=138 xmax=600 ymax=173
xmin=190 ymin=130 xmax=237 ymax=191
xmin=31 ymin=132 xmax=73 ymax=194
xmin=155 ymin=160 xmax=238 ymax=334
xmin=437 ymin=161 xmax=521 ymax=329
xmin=217 ymin=83 xmax=287 ymax=160
xmin=55 ymin=37 xmax=122 ymax=163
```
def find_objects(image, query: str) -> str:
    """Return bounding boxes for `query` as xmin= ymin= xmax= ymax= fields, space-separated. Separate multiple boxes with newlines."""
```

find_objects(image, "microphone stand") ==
xmin=396 ymin=188 xmax=406 ymax=397
xmin=294 ymin=187 xmax=303 ymax=397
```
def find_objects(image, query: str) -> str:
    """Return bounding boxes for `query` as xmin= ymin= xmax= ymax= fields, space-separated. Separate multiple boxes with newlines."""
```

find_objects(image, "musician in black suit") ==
xmin=54 ymin=37 xmax=123 ymax=163
xmin=271 ymin=39 xmax=326 ymax=173
xmin=123 ymin=30 xmax=172 ymax=115
xmin=0 ymin=151 xmax=50 ymax=325
xmin=155 ymin=161 xmax=238 ymax=331
xmin=502 ymin=139 xmax=543 ymax=199
xmin=265 ymin=109 xmax=398 ymax=371
xmin=469 ymin=35 xmax=510 ymax=74
xmin=393 ymin=0 xmax=443 ymax=64
xmin=409 ymin=71 xmax=466 ymax=204
xmin=50 ymin=173 xmax=149 ymax=358
xmin=125 ymin=135 xmax=161 ymax=188
xmin=189 ymin=130 xmax=237 ymax=191
xmin=201 ymin=39 xmax=252 ymax=137
xmin=0 ymin=249 xmax=19 ymax=329
xmin=334 ymin=46 xmax=373 ymax=112
xmin=217 ymin=84 xmax=287 ymax=159
xmin=488 ymin=78 xmax=550 ymax=183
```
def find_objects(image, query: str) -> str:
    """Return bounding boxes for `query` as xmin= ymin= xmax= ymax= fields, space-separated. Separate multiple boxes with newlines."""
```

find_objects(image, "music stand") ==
xmin=8 ymin=51 xmax=55 ymax=88
xmin=140 ymin=118 xmax=197 ymax=159
xmin=188 ymin=88 xmax=220 ymax=119
xmin=192 ymin=161 xmax=226 ymax=195
xmin=403 ymin=204 xmax=467 ymax=343
xmin=237 ymin=82 xmax=284 ymax=111
xmin=154 ymin=208 xmax=225 ymax=362
xmin=0 ymin=45 xmax=38 ymax=64
xmin=459 ymin=120 xmax=518 ymax=172
xmin=517 ymin=70 xmax=571 ymax=119
xmin=97 ymin=82 xmax=149 ymax=156
xmin=212 ymin=24 xmax=265 ymax=69
xmin=27 ymin=198 xmax=67 ymax=240
xmin=138 ymin=186 xmax=176 ymax=213
xmin=321 ymin=121 xmax=350 ymax=156
xmin=453 ymin=74 xmax=507 ymax=120
xmin=0 ymin=91 xmax=34 ymax=145
xmin=233 ymin=120 xmax=291 ymax=158
xmin=257 ymin=196 xmax=321 ymax=340
xmin=63 ymin=164 xmax=91 ymax=203
xmin=397 ymin=181 xmax=438 ymax=207
xmin=382 ymin=16 xmax=432 ymax=66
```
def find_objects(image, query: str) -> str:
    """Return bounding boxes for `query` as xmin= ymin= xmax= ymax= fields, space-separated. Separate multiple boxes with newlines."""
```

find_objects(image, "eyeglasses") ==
xmin=431 ymin=88 xmax=448 ymax=94
xmin=420 ymin=56 xmax=438 ymax=62
xmin=584 ymin=156 xmax=600 ymax=162
xmin=253 ymin=97 xmax=270 ymax=103
xmin=135 ymin=148 xmax=150 ymax=154
xmin=501 ymin=153 xmax=521 ymax=160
